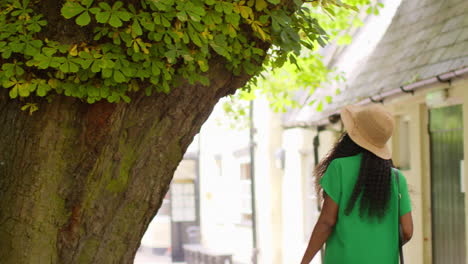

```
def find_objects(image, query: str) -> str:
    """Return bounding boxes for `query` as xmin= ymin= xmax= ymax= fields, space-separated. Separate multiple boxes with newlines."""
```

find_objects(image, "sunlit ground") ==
xmin=134 ymin=248 xmax=180 ymax=264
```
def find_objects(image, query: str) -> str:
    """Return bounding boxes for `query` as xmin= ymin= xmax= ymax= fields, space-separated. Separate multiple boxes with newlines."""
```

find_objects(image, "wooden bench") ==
xmin=183 ymin=244 xmax=233 ymax=264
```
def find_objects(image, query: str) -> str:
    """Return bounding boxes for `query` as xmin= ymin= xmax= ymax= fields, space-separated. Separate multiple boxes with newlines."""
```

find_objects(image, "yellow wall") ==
xmin=386 ymin=76 xmax=468 ymax=264
xmin=389 ymin=101 xmax=425 ymax=264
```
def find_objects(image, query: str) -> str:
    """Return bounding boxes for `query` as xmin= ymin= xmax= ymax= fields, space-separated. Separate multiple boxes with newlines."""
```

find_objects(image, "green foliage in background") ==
xmin=224 ymin=0 xmax=383 ymax=122
xmin=0 ymin=0 xmax=357 ymax=110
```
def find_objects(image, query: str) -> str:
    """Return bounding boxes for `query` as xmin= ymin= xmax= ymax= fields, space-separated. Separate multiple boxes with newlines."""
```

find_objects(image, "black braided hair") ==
xmin=314 ymin=132 xmax=393 ymax=219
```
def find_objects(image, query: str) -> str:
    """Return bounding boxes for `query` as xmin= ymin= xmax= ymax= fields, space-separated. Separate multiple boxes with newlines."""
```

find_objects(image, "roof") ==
xmin=286 ymin=0 xmax=468 ymax=127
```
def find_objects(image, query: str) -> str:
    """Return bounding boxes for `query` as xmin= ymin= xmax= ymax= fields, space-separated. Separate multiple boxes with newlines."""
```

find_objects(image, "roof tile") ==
xmin=449 ymin=55 xmax=468 ymax=70
xmin=426 ymin=29 xmax=463 ymax=50
xmin=457 ymin=27 xmax=468 ymax=42
xmin=439 ymin=42 xmax=468 ymax=61
xmin=441 ymin=15 xmax=466 ymax=33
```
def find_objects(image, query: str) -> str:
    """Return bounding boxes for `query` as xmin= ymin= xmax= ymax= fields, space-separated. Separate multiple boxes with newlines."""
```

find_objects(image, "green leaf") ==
xmin=100 ymin=85 xmax=110 ymax=97
xmin=109 ymin=14 xmax=123 ymax=27
xmin=96 ymin=11 xmax=111 ymax=23
xmin=37 ymin=83 xmax=51 ymax=96
xmin=61 ymin=2 xmax=85 ymax=19
xmin=82 ymin=0 xmax=94 ymax=8
xmin=225 ymin=13 xmax=240 ymax=26
xmin=117 ymin=11 xmax=132 ymax=21
xmin=42 ymin=47 xmax=57 ymax=57
xmin=76 ymin=11 xmax=91 ymax=26
xmin=89 ymin=7 xmax=101 ymax=14
xmin=177 ymin=11 xmax=188 ymax=21
xmin=188 ymin=25 xmax=203 ymax=47
xmin=121 ymin=66 xmax=136 ymax=77
xmin=2 ymin=64 xmax=15 ymax=78
xmin=197 ymin=60 xmax=209 ymax=72
xmin=222 ymin=2 xmax=233 ymax=14
xmin=18 ymin=83 xmax=30 ymax=97
xmin=132 ymin=19 xmax=143 ymax=35
xmin=98 ymin=2 xmax=112 ymax=10
xmin=266 ymin=0 xmax=280 ymax=4
xmin=91 ymin=61 xmax=101 ymax=72
xmin=164 ymin=49 xmax=177 ymax=63
xmin=9 ymin=86 xmax=18 ymax=98
xmin=113 ymin=70 xmax=126 ymax=82
xmin=140 ymin=16 xmax=155 ymax=31
xmin=1 ymin=49 xmax=12 ymax=59
xmin=28 ymin=82 xmax=38 ymax=92
xmin=113 ymin=1 xmax=124 ymax=10
xmin=316 ymin=101 xmax=323 ymax=112
xmin=255 ymin=0 xmax=268 ymax=11
xmin=15 ymin=65 xmax=25 ymax=76
xmin=121 ymin=94 xmax=131 ymax=103
xmin=69 ymin=61 xmax=79 ymax=72
xmin=78 ymin=58 xmax=93 ymax=69
xmin=59 ymin=61 xmax=69 ymax=72
xmin=210 ymin=35 xmax=230 ymax=59
xmin=151 ymin=63 xmax=161 ymax=76
xmin=24 ymin=40 xmax=43 ymax=56
xmin=102 ymin=68 xmax=112 ymax=78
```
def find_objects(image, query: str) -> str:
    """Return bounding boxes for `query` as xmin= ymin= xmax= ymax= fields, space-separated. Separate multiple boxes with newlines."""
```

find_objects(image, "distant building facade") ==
xmin=286 ymin=0 xmax=468 ymax=263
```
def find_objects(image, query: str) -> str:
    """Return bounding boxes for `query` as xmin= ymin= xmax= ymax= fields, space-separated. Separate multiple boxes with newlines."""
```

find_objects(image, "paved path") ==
xmin=134 ymin=248 xmax=185 ymax=264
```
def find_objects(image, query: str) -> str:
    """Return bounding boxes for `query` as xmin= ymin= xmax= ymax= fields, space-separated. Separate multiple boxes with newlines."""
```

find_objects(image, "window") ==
xmin=171 ymin=159 xmax=197 ymax=222
xmin=171 ymin=181 xmax=196 ymax=222
xmin=240 ymin=162 xmax=252 ymax=226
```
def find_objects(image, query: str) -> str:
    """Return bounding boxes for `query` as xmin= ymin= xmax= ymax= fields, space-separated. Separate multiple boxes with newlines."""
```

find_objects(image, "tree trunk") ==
xmin=0 ymin=58 xmax=251 ymax=263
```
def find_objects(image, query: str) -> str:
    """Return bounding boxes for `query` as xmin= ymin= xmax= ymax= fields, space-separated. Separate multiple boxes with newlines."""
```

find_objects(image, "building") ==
xmin=285 ymin=0 xmax=468 ymax=263
xmin=196 ymin=97 xmax=284 ymax=264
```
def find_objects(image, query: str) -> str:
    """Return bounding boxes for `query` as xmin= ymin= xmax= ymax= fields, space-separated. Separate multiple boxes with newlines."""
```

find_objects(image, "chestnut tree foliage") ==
xmin=0 ymin=0 xmax=370 ymax=111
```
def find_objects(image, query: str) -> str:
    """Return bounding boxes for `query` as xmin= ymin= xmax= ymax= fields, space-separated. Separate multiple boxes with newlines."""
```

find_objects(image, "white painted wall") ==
xmin=281 ymin=128 xmax=325 ymax=264
xmin=197 ymin=96 xmax=284 ymax=264
xmin=198 ymin=100 xmax=252 ymax=263
xmin=253 ymin=97 xmax=284 ymax=264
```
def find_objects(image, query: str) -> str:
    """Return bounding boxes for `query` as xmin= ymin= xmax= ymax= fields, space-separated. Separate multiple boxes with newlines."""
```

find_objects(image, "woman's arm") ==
xmin=400 ymin=211 xmax=413 ymax=245
xmin=300 ymin=195 xmax=339 ymax=264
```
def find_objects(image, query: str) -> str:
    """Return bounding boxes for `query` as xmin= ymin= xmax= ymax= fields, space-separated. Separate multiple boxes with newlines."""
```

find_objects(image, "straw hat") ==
xmin=341 ymin=104 xmax=395 ymax=160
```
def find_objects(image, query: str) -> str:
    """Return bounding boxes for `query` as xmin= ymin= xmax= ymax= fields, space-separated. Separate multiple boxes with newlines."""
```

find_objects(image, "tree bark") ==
xmin=0 ymin=58 xmax=252 ymax=263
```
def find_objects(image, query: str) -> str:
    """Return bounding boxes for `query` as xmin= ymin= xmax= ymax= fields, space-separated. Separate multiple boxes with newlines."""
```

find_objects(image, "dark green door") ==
xmin=430 ymin=105 xmax=466 ymax=264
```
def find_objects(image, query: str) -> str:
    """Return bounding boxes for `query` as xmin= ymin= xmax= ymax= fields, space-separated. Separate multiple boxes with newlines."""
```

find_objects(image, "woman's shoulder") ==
xmin=392 ymin=168 xmax=408 ymax=182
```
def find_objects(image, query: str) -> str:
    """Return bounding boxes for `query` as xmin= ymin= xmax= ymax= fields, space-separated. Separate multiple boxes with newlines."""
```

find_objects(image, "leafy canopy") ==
xmin=225 ymin=0 xmax=381 ymax=118
xmin=0 ymin=0 xmax=355 ymax=111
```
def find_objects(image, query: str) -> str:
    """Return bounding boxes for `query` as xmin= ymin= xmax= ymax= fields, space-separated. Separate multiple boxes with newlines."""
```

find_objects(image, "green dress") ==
xmin=320 ymin=153 xmax=411 ymax=264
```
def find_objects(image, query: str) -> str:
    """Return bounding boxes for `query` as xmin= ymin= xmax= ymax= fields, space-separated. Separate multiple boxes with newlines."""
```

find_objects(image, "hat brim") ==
xmin=341 ymin=105 xmax=392 ymax=160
